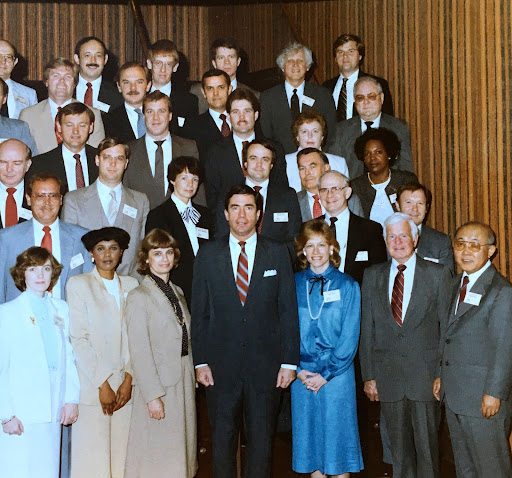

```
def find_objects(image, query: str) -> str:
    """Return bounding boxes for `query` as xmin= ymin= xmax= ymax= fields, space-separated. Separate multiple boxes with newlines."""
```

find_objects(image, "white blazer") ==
xmin=0 ymin=291 xmax=80 ymax=424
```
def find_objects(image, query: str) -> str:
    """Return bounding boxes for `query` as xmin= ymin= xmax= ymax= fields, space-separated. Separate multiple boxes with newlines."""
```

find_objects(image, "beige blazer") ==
xmin=125 ymin=276 xmax=192 ymax=404
xmin=66 ymin=268 xmax=139 ymax=405
xmin=19 ymin=98 xmax=105 ymax=155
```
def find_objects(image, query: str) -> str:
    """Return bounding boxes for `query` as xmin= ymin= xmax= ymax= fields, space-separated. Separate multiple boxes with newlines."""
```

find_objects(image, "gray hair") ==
xmin=354 ymin=76 xmax=383 ymax=96
xmin=318 ymin=169 xmax=350 ymax=188
xmin=276 ymin=42 xmax=313 ymax=70
xmin=383 ymin=212 xmax=419 ymax=241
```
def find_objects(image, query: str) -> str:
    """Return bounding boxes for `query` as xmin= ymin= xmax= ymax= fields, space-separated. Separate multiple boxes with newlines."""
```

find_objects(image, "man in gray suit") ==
xmin=396 ymin=182 xmax=454 ymax=274
xmin=360 ymin=212 xmax=451 ymax=478
xmin=331 ymin=76 xmax=414 ymax=178
xmin=62 ymin=138 xmax=149 ymax=277
xmin=435 ymin=221 xmax=512 ymax=478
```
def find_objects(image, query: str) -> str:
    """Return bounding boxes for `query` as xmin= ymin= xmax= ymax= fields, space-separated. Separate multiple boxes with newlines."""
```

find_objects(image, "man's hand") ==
xmin=2 ymin=417 xmax=24 ymax=435
xmin=304 ymin=373 xmax=327 ymax=393
xmin=113 ymin=373 xmax=133 ymax=412
xmin=481 ymin=394 xmax=501 ymax=418
xmin=276 ymin=368 xmax=296 ymax=389
xmin=196 ymin=365 xmax=214 ymax=387
xmin=147 ymin=398 xmax=165 ymax=420
xmin=433 ymin=377 xmax=441 ymax=401
xmin=364 ymin=380 xmax=379 ymax=401
xmin=61 ymin=403 xmax=79 ymax=425
xmin=99 ymin=380 xmax=116 ymax=416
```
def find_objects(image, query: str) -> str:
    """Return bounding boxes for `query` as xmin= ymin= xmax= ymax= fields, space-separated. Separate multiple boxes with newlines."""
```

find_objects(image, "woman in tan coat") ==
xmin=124 ymin=228 xmax=197 ymax=478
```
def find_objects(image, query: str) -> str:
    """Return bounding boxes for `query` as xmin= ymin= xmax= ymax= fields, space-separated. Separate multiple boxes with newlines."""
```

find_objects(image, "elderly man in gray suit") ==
xmin=62 ymin=138 xmax=149 ymax=278
xmin=434 ymin=221 xmax=512 ymax=478
xmin=360 ymin=212 xmax=451 ymax=478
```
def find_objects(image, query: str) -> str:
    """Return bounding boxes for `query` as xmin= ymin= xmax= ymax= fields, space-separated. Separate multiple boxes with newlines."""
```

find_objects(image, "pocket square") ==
xmin=263 ymin=269 xmax=277 ymax=277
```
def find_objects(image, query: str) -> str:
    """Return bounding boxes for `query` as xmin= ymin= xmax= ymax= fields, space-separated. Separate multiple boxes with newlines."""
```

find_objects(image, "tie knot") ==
xmin=57 ymin=106 xmax=62 ymax=112
xmin=365 ymin=121 xmax=374 ymax=129
xmin=6 ymin=187 xmax=16 ymax=195
xmin=462 ymin=275 xmax=469 ymax=286
xmin=135 ymin=108 xmax=142 ymax=115
xmin=86 ymin=82 xmax=92 ymax=88
xmin=43 ymin=225 xmax=51 ymax=233
xmin=342 ymin=77 xmax=348 ymax=86
xmin=313 ymin=194 xmax=319 ymax=201
xmin=73 ymin=153 xmax=81 ymax=161
xmin=397 ymin=264 xmax=406 ymax=273
xmin=154 ymin=140 xmax=165 ymax=148
xmin=110 ymin=189 xmax=116 ymax=198
xmin=242 ymin=141 xmax=249 ymax=150
xmin=220 ymin=113 xmax=226 ymax=121
xmin=293 ymin=88 xmax=297 ymax=94
xmin=330 ymin=217 xmax=338 ymax=226
xmin=253 ymin=186 xmax=262 ymax=193
xmin=238 ymin=241 xmax=246 ymax=250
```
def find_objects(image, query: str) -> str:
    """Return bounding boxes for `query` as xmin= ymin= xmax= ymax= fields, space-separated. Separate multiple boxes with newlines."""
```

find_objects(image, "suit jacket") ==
xmin=191 ymin=235 xmax=299 ymax=392
xmin=0 ymin=292 xmax=80 ymax=423
xmin=417 ymin=225 xmax=454 ymax=274
xmin=297 ymin=189 xmax=364 ymax=221
xmin=260 ymin=82 xmax=337 ymax=154
xmin=61 ymin=180 xmax=150 ymax=277
xmin=103 ymin=104 xmax=137 ymax=143
xmin=123 ymin=134 xmax=200 ymax=210
xmin=169 ymin=89 xmax=199 ymax=139
xmin=440 ymin=266 xmax=512 ymax=418
xmin=66 ymin=267 xmax=138 ymax=405
xmin=204 ymin=134 xmax=287 ymax=210
xmin=0 ymin=116 xmax=38 ymax=155
xmin=18 ymin=99 xmax=105 ymax=155
xmin=0 ymin=219 xmax=93 ymax=303
xmin=0 ymin=182 xmax=31 ymax=229
xmin=360 ymin=257 xmax=451 ymax=402
xmin=74 ymin=80 xmax=123 ymax=112
xmin=330 ymin=114 xmax=415 ymax=178
xmin=189 ymin=110 xmax=225 ymax=163
xmin=5 ymin=79 xmax=38 ymax=119
xmin=350 ymin=168 xmax=418 ymax=218
xmin=27 ymin=144 xmax=99 ymax=194
xmin=145 ymin=198 xmax=214 ymax=305
xmin=323 ymin=70 xmax=394 ymax=118
xmin=190 ymin=81 xmax=260 ymax=115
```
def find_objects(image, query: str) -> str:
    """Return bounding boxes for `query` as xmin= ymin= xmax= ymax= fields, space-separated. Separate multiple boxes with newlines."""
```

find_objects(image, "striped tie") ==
xmin=391 ymin=264 xmax=406 ymax=327
xmin=236 ymin=241 xmax=249 ymax=305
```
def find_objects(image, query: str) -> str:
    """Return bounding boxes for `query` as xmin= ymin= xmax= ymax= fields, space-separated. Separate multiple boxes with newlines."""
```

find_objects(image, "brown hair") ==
xmin=10 ymin=247 xmax=63 ymax=292
xmin=137 ymin=229 xmax=181 ymax=275
xmin=291 ymin=110 xmax=327 ymax=147
xmin=43 ymin=57 xmax=78 ymax=84
xmin=143 ymin=90 xmax=172 ymax=113
xmin=294 ymin=219 xmax=341 ymax=270
xmin=116 ymin=61 xmax=151 ymax=83
xmin=56 ymin=102 xmax=95 ymax=125
xmin=97 ymin=137 xmax=130 ymax=159
xmin=226 ymin=87 xmax=260 ymax=114
xmin=148 ymin=39 xmax=179 ymax=63
xmin=332 ymin=33 xmax=365 ymax=58
xmin=26 ymin=173 xmax=64 ymax=197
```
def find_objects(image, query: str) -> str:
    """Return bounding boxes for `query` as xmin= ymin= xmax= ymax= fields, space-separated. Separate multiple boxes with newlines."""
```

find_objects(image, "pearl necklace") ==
xmin=305 ymin=276 xmax=331 ymax=320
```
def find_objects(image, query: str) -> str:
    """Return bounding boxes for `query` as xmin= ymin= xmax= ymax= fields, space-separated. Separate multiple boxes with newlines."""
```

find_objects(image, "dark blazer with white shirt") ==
xmin=417 ymin=225 xmax=454 ymax=275
xmin=190 ymin=81 xmax=260 ymax=115
xmin=74 ymin=80 xmax=123 ymax=112
xmin=189 ymin=111 xmax=225 ymax=163
xmin=103 ymin=104 xmax=137 ymax=143
xmin=297 ymin=189 xmax=364 ymax=221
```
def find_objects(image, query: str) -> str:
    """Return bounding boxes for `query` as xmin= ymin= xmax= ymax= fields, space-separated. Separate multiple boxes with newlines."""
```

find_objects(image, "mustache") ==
xmin=86 ymin=63 xmax=100 ymax=68
xmin=127 ymin=91 xmax=139 ymax=95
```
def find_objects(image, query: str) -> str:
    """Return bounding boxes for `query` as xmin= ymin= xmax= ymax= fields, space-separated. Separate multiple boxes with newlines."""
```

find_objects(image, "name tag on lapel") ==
xmin=96 ymin=100 xmax=110 ymax=113
xmin=196 ymin=227 xmax=209 ymax=240
xmin=423 ymin=257 xmax=440 ymax=263
xmin=122 ymin=204 xmax=137 ymax=218
xmin=355 ymin=250 xmax=368 ymax=261
xmin=302 ymin=95 xmax=315 ymax=107
xmin=178 ymin=117 xmax=186 ymax=127
xmin=19 ymin=208 xmax=33 ymax=220
xmin=464 ymin=292 xmax=482 ymax=306
xmin=14 ymin=95 xmax=28 ymax=105
xmin=389 ymin=193 xmax=397 ymax=204
xmin=273 ymin=212 xmax=288 ymax=222
xmin=70 ymin=253 xmax=85 ymax=269
xmin=324 ymin=290 xmax=340 ymax=302
xmin=264 ymin=269 xmax=277 ymax=277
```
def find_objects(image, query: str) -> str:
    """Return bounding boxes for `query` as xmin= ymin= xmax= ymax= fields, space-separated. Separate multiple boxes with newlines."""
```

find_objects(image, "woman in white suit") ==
xmin=0 ymin=246 xmax=80 ymax=478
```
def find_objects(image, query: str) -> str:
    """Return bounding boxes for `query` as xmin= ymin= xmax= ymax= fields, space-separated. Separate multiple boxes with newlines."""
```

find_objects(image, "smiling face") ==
xmin=303 ymin=233 xmax=333 ymax=274
xmin=224 ymin=193 xmax=260 ymax=240
xmin=296 ymin=121 xmax=324 ymax=149
xmin=26 ymin=179 xmax=62 ymax=226
xmin=25 ymin=259 xmax=52 ymax=296
xmin=74 ymin=39 xmax=108 ymax=81
xmin=298 ymin=151 xmax=329 ymax=193
xmin=58 ymin=112 xmax=94 ymax=153
xmin=335 ymin=40 xmax=362 ymax=77
xmin=0 ymin=139 xmax=32 ymax=188
xmin=91 ymin=240 xmax=122 ymax=278
xmin=229 ymin=99 xmax=258 ymax=138
xmin=147 ymin=54 xmax=178 ymax=89
xmin=46 ymin=66 xmax=76 ymax=104
xmin=144 ymin=99 xmax=172 ymax=139
xmin=147 ymin=247 xmax=174 ymax=280
xmin=385 ymin=220 xmax=418 ymax=264
xmin=282 ymin=49 xmax=309 ymax=87
xmin=171 ymin=168 xmax=199 ymax=204
xmin=318 ymin=173 xmax=351 ymax=217
xmin=244 ymin=144 xmax=273 ymax=184
xmin=454 ymin=225 xmax=496 ymax=275
xmin=117 ymin=66 xmax=151 ymax=108
xmin=397 ymin=189 xmax=428 ymax=226
xmin=212 ymin=47 xmax=241 ymax=81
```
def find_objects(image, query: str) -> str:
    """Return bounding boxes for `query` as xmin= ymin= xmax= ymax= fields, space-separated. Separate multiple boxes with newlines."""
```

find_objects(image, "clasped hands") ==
xmin=99 ymin=373 xmax=133 ymax=416
xmin=298 ymin=370 xmax=327 ymax=393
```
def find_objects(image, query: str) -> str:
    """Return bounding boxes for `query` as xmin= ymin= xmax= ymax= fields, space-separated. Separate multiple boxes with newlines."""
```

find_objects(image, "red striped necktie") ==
xmin=236 ymin=241 xmax=249 ymax=305
xmin=391 ymin=264 xmax=406 ymax=326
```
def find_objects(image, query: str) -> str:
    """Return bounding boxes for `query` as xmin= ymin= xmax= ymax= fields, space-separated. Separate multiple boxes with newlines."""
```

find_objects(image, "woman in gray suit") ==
xmin=124 ymin=228 xmax=196 ymax=478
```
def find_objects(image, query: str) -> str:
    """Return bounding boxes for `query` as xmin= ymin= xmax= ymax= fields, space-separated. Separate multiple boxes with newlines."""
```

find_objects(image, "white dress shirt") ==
xmin=231 ymin=78 xmax=238 ymax=91
xmin=325 ymin=207 xmax=350 ymax=272
xmin=145 ymin=133 xmax=173 ymax=194
xmin=171 ymin=193 xmax=199 ymax=255
xmin=209 ymin=109 xmax=230 ymax=133
xmin=151 ymin=82 xmax=171 ymax=96
xmin=0 ymin=180 xmax=25 ymax=225
xmin=369 ymin=176 xmax=394 ymax=227
xmin=233 ymin=132 xmax=255 ymax=168
xmin=48 ymin=98 xmax=72 ymax=121
xmin=124 ymin=103 xmax=141 ymax=138
xmin=76 ymin=75 xmax=102 ymax=106
xmin=97 ymin=180 xmax=122 ymax=221
xmin=102 ymin=273 xmax=121 ymax=309
xmin=332 ymin=69 xmax=359 ymax=119
xmin=455 ymin=260 xmax=492 ymax=312
xmin=284 ymin=81 xmax=305 ymax=111
xmin=62 ymin=145 xmax=90 ymax=191
xmin=361 ymin=113 xmax=382 ymax=132
xmin=388 ymin=253 xmax=417 ymax=321
xmin=306 ymin=190 xmax=325 ymax=217
xmin=245 ymin=178 xmax=269 ymax=210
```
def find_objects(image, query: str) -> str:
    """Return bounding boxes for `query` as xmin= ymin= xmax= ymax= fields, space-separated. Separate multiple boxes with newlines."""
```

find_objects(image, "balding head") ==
xmin=0 ymin=40 xmax=18 ymax=81
xmin=0 ymin=139 xmax=32 ymax=188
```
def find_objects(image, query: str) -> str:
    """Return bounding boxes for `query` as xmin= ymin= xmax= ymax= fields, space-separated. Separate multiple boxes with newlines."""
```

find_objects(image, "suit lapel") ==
xmin=278 ymin=84 xmax=293 ymax=122
xmin=402 ymin=258 xmax=427 ymax=328
xmin=83 ymin=183 xmax=108 ymax=226
xmin=376 ymin=262 xmax=399 ymax=330
xmin=218 ymin=238 xmax=244 ymax=308
xmin=245 ymin=238 xmax=267 ymax=306
xmin=115 ymin=186 xmax=136 ymax=229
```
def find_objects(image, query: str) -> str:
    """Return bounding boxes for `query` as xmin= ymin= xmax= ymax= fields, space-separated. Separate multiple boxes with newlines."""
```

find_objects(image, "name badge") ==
xmin=122 ymin=204 xmax=137 ymax=218
xmin=19 ymin=207 xmax=33 ymax=220
xmin=70 ymin=253 xmax=85 ymax=269
xmin=196 ymin=227 xmax=209 ymax=240
xmin=178 ymin=116 xmax=186 ymax=127
xmin=424 ymin=257 xmax=439 ymax=263
xmin=324 ymin=290 xmax=340 ymax=302
xmin=273 ymin=212 xmax=288 ymax=223
xmin=389 ymin=193 xmax=397 ymax=204
xmin=464 ymin=292 xmax=482 ymax=306
xmin=95 ymin=100 xmax=110 ymax=113
xmin=14 ymin=95 xmax=28 ymax=105
xmin=264 ymin=269 xmax=277 ymax=277
xmin=355 ymin=250 xmax=368 ymax=261
xmin=302 ymin=95 xmax=315 ymax=107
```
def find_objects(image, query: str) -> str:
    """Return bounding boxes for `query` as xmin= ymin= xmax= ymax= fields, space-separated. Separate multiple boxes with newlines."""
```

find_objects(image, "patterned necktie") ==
xmin=74 ymin=154 xmax=86 ymax=189
xmin=5 ymin=187 xmax=17 ymax=227
xmin=365 ymin=120 xmax=374 ymax=131
xmin=312 ymin=193 xmax=322 ymax=218
xmin=181 ymin=205 xmax=201 ymax=225
xmin=55 ymin=106 xmax=62 ymax=143
xmin=336 ymin=77 xmax=348 ymax=122
xmin=253 ymin=186 xmax=264 ymax=234
xmin=219 ymin=113 xmax=230 ymax=137
xmin=154 ymin=140 xmax=165 ymax=198
xmin=457 ymin=276 xmax=470 ymax=311
xmin=135 ymin=108 xmax=146 ymax=138
xmin=84 ymin=82 xmax=93 ymax=107
xmin=236 ymin=241 xmax=249 ymax=305
xmin=107 ymin=189 xmax=117 ymax=225
xmin=391 ymin=264 xmax=406 ymax=327
xmin=41 ymin=225 xmax=52 ymax=252
xmin=291 ymin=88 xmax=300 ymax=120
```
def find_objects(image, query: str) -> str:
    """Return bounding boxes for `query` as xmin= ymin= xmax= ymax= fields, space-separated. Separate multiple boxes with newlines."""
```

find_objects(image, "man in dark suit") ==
xmin=360 ymin=212 xmax=451 ymax=478
xmin=103 ymin=62 xmax=152 ymax=143
xmin=331 ymin=76 xmax=414 ymax=178
xmin=204 ymin=88 xmax=287 ymax=210
xmin=146 ymin=39 xmax=198 ymax=138
xmin=435 ymin=222 xmax=512 ymax=478
xmin=0 ymin=139 xmax=32 ymax=228
xmin=192 ymin=184 xmax=299 ymax=478
xmin=26 ymin=102 xmax=98 ymax=194
xmin=260 ymin=42 xmax=337 ymax=154
xmin=123 ymin=91 xmax=199 ymax=210
xmin=73 ymin=36 xmax=123 ymax=113
xmin=323 ymin=34 xmax=393 ymax=121
xmin=396 ymin=182 xmax=454 ymax=274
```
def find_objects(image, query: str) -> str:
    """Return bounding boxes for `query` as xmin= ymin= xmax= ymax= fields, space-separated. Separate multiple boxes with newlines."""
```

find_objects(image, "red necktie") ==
xmin=391 ymin=264 xmax=406 ymax=327
xmin=219 ymin=113 xmax=230 ymax=137
xmin=41 ymin=225 xmax=52 ymax=252
xmin=241 ymin=141 xmax=249 ymax=176
xmin=54 ymin=106 xmax=62 ymax=144
xmin=5 ymin=187 xmax=17 ymax=227
xmin=74 ymin=154 xmax=86 ymax=189
xmin=253 ymin=186 xmax=264 ymax=234
xmin=457 ymin=276 xmax=470 ymax=311
xmin=84 ymin=82 xmax=93 ymax=106
xmin=312 ymin=193 xmax=322 ymax=218
xmin=236 ymin=241 xmax=249 ymax=305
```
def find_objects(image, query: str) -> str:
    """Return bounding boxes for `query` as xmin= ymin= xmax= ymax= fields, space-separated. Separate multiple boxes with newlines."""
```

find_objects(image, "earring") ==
xmin=91 ymin=257 xmax=95 ymax=263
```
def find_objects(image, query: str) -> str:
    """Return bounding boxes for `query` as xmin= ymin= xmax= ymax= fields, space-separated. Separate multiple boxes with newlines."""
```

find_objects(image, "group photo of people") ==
xmin=0 ymin=26 xmax=511 ymax=478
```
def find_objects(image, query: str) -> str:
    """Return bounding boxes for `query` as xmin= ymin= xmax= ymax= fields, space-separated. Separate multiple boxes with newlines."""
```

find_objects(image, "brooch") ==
xmin=30 ymin=317 xmax=36 ymax=325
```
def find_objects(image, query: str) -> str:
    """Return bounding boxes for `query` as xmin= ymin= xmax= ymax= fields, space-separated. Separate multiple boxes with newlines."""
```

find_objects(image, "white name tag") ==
xmin=273 ymin=212 xmax=288 ymax=222
xmin=196 ymin=227 xmax=209 ymax=240
xmin=122 ymin=204 xmax=137 ymax=218
xmin=302 ymin=95 xmax=315 ymax=107
xmin=19 ymin=208 xmax=33 ymax=220
xmin=355 ymin=250 xmax=369 ymax=261
xmin=95 ymin=100 xmax=110 ymax=113
xmin=464 ymin=292 xmax=482 ymax=306
xmin=324 ymin=290 xmax=340 ymax=302
xmin=264 ymin=269 xmax=277 ymax=277
xmin=14 ymin=95 xmax=28 ymax=105
xmin=389 ymin=193 xmax=397 ymax=204
xmin=70 ymin=253 xmax=85 ymax=269
xmin=424 ymin=257 xmax=439 ymax=263
xmin=178 ymin=116 xmax=186 ymax=127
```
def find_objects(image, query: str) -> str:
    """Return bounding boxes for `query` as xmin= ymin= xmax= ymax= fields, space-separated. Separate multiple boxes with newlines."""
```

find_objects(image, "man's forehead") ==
xmin=456 ymin=226 xmax=488 ymax=241
xmin=120 ymin=67 xmax=146 ymax=80
xmin=145 ymin=100 xmax=169 ymax=111
xmin=247 ymin=145 xmax=271 ymax=157
xmin=216 ymin=47 xmax=238 ymax=57
xmin=355 ymin=81 xmax=379 ymax=94
xmin=100 ymin=145 xmax=126 ymax=158
xmin=49 ymin=66 xmax=74 ymax=76
xmin=79 ymin=40 xmax=105 ymax=55
xmin=62 ymin=112 xmax=90 ymax=123
xmin=229 ymin=194 xmax=256 ymax=207
xmin=319 ymin=174 xmax=342 ymax=187
xmin=230 ymin=100 xmax=252 ymax=110
xmin=32 ymin=180 xmax=60 ymax=192
xmin=0 ymin=41 xmax=15 ymax=55
xmin=204 ymin=75 xmax=229 ymax=87
xmin=298 ymin=153 xmax=322 ymax=166
xmin=0 ymin=141 xmax=27 ymax=158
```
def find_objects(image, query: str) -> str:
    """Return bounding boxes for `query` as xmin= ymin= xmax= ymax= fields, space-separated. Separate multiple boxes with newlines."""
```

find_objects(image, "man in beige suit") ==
xmin=19 ymin=58 xmax=105 ymax=154
xmin=62 ymin=138 xmax=149 ymax=278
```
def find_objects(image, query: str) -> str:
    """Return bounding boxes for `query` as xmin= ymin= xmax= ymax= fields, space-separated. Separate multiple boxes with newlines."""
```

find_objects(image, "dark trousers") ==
xmin=206 ymin=379 xmax=281 ymax=478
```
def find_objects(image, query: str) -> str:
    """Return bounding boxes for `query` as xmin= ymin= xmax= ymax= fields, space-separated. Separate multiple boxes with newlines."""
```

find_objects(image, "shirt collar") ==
xmin=97 ymin=178 xmax=122 ymax=195
xmin=62 ymin=144 xmax=86 ymax=158
xmin=285 ymin=80 xmax=305 ymax=97
xmin=78 ymin=74 xmax=102 ymax=88
xmin=33 ymin=216 xmax=59 ymax=229
xmin=152 ymin=82 xmax=171 ymax=96
xmin=360 ymin=112 xmax=382 ymax=129
xmin=341 ymin=69 xmax=359 ymax=83
xmin=0 ymin=179 xmax=24 ymax=192
xmin=325 ymin=206 xmax=350 ymax=222
xmin=48 ymin=97 xmax=72 ymax=109
xmin=209 ymin=109 xmax=228 ymax=121
xmin=391 ymin=252 xmax=417 ymax=270
xmin=246 ymin=178 xmax=269 ymax=191
xmin=233 ymin=132 xmax=255 ymax=146
xmin=231 ymin=78 xmax=238 ymax=90
xmin=171 ymin=192 xmax=190 ymax=211
xmin=229 ymin=231 xmax=257 ymax=247
xmin=145 ymin=132 xmax=171 ymax=147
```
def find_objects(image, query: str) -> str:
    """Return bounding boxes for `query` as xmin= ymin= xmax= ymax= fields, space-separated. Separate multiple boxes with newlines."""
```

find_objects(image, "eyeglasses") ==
xmin=354 ymin=93 xmax=380 ymax=103
xmin=0 ymin=54 xmax=15 ymax=63
xmin=152 ymin=60 xmax=175 ymax=70
xmin=453 ymin=240 xmax=491 ymax=252
xmin=31 ymin=193 xmax=61 ymax=202
xmin=318 ymin=186 xmax=347 ymax=195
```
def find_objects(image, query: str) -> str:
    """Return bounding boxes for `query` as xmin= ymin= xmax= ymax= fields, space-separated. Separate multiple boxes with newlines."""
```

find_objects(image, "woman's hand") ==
xmin=99 ymin=380 xmax=117 ymax=416
xmin=2 ymin=416 xmax=24 ymax=435
xmin=297 ymin=370 xmax=313 ymax=384
xmin=113 ymin=373 xmax=133 ymax=412
xmin=304 ymin=373 xmax=327 ymax=393
xmin=147 ymin=398 xmax=165 ymax=420
xmin=61 ymin=404 xmax=79 ymax=425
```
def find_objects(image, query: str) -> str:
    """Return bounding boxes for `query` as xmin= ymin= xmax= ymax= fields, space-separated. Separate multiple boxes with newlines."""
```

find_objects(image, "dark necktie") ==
xmin=241 ymin=140 xmax=249 ymax=176
xmin=290 ymin=88 xmax=300 ymax=120
xmin=236 ymin=241 xmax=249 ymax=305
xmin=0 ymin=101 xmax=8 ymax=118
xmin=74 ymin=154 xmax=86 ymax=189
xmin=457 ymin=276 xmax=470 ymax=311
xmin=253 ymin=186 xmax=264 ymax=233
xmin=329 ymin=216 xmax=338 ymax=237
xmin=41 ymin=225 xmax=52 ymax=252
xmin=219 ymin=113 xmax=230 ymax=137
xmin=154 ymin=140 xmax=165 ymax=198
xmin=312 ymin=194 xmax=322 ymax=218
xmin=5 ymin=187 xmax=17 ymax=227
xmin=365 ymin=121 xmax=374 ymax=130
xmin=391 ymin=264 xmax=406 ymax=327
xmin=84 ymin=82 xmax=93 ymax=107
xmin=336 ymin=77 xmax=348 ymax=122
xmin=55 ymin=107 xmax=62 ymax=143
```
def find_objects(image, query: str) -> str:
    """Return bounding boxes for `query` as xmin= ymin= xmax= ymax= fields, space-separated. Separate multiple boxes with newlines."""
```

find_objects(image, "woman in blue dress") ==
xmin=292 ymin=219 xmax=363 ymax=477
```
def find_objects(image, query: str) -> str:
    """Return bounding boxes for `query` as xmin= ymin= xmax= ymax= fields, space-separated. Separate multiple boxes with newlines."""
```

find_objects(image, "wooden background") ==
xmin=2 ymin=0 xmax=511 ymax=276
